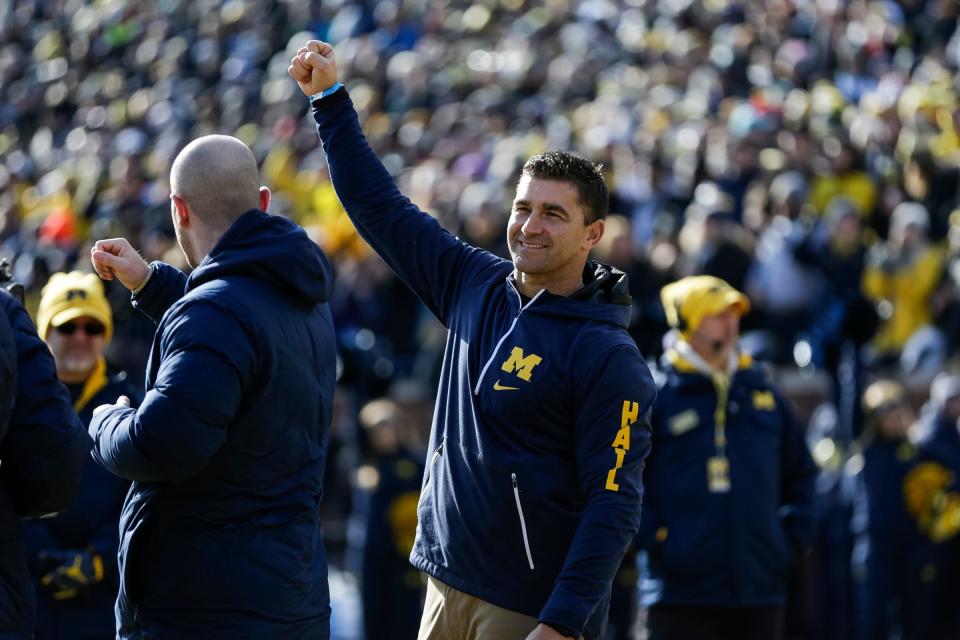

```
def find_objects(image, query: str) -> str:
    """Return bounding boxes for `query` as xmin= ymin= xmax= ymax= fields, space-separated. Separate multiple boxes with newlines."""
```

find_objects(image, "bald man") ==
xmin=88 ymin=135 xmax=337 ymax=639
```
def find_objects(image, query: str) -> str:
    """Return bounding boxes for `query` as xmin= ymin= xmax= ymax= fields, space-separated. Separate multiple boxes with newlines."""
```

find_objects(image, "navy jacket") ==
xmin=312 ymin=89 xmax=656 ymax=638
xmin=24 ymin=365 xmax=138 ymax=639
xmin=638 ymin=347 xmax=816 ymax=607
xmin=849 ymin=434 xmax=939 ymax=640
xmin=0 ymin=290 xmax=90 ymax=638
xmin=356 ymin=449 xmax=425 ymax=640
xmin=88 ymin=210 xmax=337 ymax=639
xmin=914 ymin=409 xmax=960 ymax=473
xmin=900 ymin=411 xmax=960 ymax=638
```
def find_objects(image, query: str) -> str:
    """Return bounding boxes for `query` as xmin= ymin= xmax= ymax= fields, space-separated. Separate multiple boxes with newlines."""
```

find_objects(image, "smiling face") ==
xmin=507 ymin=175 xmax=603 ymax=296
xmin=45 ymin=315 xmax=107 ymax=384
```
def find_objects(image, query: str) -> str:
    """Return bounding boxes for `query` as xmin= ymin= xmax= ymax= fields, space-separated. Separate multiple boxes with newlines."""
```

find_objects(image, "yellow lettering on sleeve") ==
xmin=605 ymin=400 xmax=641 ymax=492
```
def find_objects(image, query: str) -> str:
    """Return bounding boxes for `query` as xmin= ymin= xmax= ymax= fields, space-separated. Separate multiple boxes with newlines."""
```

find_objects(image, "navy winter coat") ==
xmin=88 ymin=210 xmax=337 ymax=639
xmin=638 ymin=348 xmax=816 ymax=607
xmin=876 ymin=410 xmax=960 ymax=639
xmin=849 ymin=434 xmax=938 ymax=640
xmin=24 ymin=364 xmax=139 ymax=639
xmin=0 ymin=290 xmax=90 ymax=638
xmin=312 ymin=89 xmax=657 ymax=639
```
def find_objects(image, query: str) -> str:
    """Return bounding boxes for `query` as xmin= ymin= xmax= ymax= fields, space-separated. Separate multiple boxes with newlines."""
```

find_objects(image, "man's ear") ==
xmin=582 ymin=219 xmax=604 ymax=251
xmin=171 ymin=194 xmax=191 ymax=228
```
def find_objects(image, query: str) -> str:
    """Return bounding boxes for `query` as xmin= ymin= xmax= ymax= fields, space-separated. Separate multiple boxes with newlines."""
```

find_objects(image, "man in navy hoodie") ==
xmin=87 ymin=135 xmax=337 ymax=639
xmin=290 ymin=42 xmax=656 ymax=640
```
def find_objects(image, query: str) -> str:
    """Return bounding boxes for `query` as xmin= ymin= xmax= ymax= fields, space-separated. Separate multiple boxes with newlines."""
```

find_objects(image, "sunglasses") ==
xmin=54 ymin=321 xmax=106 ymax=337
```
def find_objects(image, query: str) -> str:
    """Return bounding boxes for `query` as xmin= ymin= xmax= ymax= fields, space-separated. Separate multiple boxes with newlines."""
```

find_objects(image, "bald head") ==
xmin=170 ymin=135 xmax=262 ymax=228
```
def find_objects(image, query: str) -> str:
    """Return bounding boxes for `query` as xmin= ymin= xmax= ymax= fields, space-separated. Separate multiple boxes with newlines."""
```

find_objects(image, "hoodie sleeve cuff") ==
xmin=310 ymin=85 xmax=351 ymax=111
xmin=131 ymin=261 xmax=187 ymax=323
xmin=307 ymin=82 xmax=343 ymax=103
xmin=540 ymin=620 xmax=581 ymax=639
xmin=131 ymin=263 xmax=155 ymax=295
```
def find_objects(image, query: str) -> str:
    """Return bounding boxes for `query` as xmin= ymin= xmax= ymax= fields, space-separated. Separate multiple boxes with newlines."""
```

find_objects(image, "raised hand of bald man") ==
xmin=91 ymin=238 xmax=150 ymax=292
xmin=288 ymin=40 xmax=338 ymax=97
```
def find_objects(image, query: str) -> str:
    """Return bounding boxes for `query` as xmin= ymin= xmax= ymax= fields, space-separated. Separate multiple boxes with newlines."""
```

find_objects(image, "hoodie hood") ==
xmin=187 ymin=209 xmax=333 ymax=304
xmin=529 ymin=260 xmax=632 ymax=328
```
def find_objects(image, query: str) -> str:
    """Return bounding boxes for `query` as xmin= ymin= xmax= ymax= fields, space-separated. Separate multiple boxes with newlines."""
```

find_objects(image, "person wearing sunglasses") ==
xmin=22 ymin=271 xmax=138 ymax=640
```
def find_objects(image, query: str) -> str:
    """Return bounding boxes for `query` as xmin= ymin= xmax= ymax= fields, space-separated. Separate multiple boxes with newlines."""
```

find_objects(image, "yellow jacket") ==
xmin=809 ymin=172 xmax=877 ymax=218
xmin=863 ymin=244 xmax=946 ymax=353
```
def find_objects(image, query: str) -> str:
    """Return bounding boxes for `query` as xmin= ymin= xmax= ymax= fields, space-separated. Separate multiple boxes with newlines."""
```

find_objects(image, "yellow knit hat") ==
xmin=37 ymin=271 xmax=113 ymax=343
xmin=660 ymin=275 xmax=750 ymax=338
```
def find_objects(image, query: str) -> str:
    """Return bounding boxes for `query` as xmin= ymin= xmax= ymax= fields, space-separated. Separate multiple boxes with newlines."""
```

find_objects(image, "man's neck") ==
xmin=676 ymin=340 xmax=734 ymax=375
xmin=57 ymin=369 xmax=94 ymax=385
xmin=700 ymin=352 xmax=731 ymax=371
xmin=188 ymin=223 xmax=228 ymax=268
xmin=197 ymin=227 xmax=222 ymax=261
xmin=513 ymin=270 xmax=584 ymax=299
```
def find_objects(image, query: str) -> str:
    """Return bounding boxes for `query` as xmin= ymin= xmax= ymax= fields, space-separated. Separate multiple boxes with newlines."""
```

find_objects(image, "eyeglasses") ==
xmin=54 ymin=321 xmax=106 ymax=337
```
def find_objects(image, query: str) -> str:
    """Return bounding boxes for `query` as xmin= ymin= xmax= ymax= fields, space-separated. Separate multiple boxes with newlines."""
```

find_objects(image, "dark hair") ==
xmin=521 ymin=151 xmax=608 ymax=224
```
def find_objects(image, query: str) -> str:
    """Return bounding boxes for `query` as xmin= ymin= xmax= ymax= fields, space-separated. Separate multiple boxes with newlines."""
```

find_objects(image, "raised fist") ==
xmin=288 ymin=40 xmax=339 ymax=97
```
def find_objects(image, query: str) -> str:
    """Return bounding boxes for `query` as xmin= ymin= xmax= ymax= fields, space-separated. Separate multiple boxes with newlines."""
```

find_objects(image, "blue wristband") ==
xmin=308 ymin=82 xmax=343 ymax=103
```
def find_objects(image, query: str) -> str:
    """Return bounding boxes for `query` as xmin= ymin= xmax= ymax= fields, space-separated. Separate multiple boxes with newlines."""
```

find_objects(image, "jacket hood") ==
xmin=187 ymin=209 xmax=334 ymax=303
xmin=530 ymin=260 xmax=632 ymax=328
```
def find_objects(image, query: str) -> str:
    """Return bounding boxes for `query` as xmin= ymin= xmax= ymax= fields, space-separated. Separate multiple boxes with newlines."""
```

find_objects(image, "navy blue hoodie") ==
xmin=88 ymin=210 xmax=336 ymax=639
xmin=312 ymin=89 xmax=656 ymax=638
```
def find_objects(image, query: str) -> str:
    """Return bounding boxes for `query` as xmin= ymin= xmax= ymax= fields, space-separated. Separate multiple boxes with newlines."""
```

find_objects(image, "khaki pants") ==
xmin=417 ymin=576 xmax=539 ymax=640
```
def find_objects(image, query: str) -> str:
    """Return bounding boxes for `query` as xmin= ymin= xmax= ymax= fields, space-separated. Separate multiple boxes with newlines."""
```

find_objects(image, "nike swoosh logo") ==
xmin=493 ymin=380 xmax=519 ymax=391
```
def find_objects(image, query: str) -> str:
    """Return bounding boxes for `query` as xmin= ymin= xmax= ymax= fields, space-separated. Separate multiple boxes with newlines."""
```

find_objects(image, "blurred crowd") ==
xmin=3 ymin=0 xmax=960 ymax=638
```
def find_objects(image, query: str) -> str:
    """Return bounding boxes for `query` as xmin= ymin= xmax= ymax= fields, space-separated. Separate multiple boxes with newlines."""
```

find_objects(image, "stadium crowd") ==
xmin=2 ymin=0 xmax=960 ymax=638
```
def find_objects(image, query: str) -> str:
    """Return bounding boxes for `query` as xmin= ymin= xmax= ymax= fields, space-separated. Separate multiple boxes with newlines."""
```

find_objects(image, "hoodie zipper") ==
xmin=472 ymin=286 xmax=545 ymax=395
xmin=422 ymin=438 xmax=444 ymax=492
xmin=511 ymin=473 xmax=535 ymax=570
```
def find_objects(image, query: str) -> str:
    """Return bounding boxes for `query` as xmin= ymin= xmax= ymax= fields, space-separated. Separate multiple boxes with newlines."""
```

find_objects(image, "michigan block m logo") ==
xmin=500 ymin=346 xmax=542 ymax=381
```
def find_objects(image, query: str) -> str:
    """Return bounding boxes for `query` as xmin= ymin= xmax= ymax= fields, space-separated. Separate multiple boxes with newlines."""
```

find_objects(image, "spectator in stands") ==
xmin=797 ymin=197 xmax=878 ymax=438
xmin=909 ymin=372 xmax=960 ymax=637
xmin=808 ymin=128 xmax=877 ymax=221
xmin=678 ymin=188 xmax=754 ymax=293
xmin=804 ymin=403 xmax=856 ymax=640
xmin=24 ymin=272 xmax=137 ymax=640
xmin=863 ymin=202 xmax=946 ymax=370
xmin=746 ymin=171 xmax=822 ymax=363
xmin=849 ymin=380 xmax=935 ymax=639
xmin=350 ymin=398 xmax=424 ymax=640
xmin=933 ymin=209 xmax=960 ymax=352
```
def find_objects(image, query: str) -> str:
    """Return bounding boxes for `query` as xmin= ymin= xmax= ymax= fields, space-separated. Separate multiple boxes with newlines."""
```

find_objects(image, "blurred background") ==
xmin=3 ymin=0 xmax=959 ymax=638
